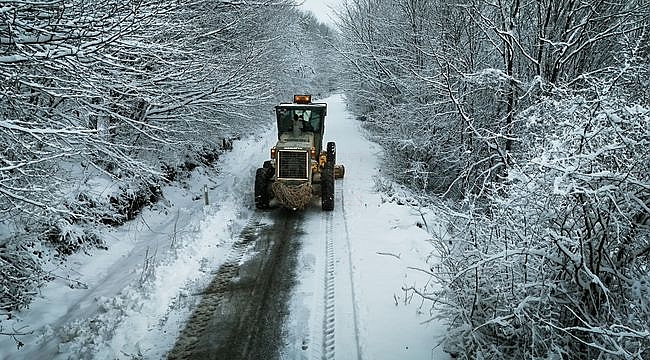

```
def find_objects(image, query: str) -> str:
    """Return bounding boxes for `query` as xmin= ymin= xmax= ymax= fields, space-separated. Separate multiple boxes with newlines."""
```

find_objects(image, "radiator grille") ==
xmin=278 ymin=150 xmax=308 ymax=179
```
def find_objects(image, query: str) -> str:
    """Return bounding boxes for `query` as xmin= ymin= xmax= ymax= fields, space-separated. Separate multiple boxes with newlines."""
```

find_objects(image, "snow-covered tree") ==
xmin=1 ymin=0 xmax=338 ymax=315
xmin=338 ymin=0 xmax=649 ymax=197
xmin=434 ymin=80 xmax=650 ymax=359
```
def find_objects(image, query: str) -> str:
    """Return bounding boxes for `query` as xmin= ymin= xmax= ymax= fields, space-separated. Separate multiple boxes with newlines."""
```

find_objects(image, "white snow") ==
xmin=0 ymin=94 xmax=448 ymax=360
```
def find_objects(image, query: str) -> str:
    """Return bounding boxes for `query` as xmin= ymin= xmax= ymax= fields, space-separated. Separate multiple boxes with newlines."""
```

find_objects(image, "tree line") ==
xmin=337 ymin=0 xmax=649 ymax=358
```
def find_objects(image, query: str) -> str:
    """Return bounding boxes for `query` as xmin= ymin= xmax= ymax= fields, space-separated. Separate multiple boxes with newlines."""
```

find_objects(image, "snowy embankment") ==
xmin=0 ymin=122 xmax=277 ymax=359
xmin=1 ymin=94 xmax=449 ymax=360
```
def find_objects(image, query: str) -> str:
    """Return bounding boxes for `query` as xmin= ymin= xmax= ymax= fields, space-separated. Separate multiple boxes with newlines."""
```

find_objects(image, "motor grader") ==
xmin=255 ymin=95 xmax=344 ymax=211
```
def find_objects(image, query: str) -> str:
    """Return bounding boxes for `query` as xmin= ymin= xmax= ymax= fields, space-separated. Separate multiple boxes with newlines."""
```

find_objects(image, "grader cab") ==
xmin=255 ymin=95 xmax=344 ymax=211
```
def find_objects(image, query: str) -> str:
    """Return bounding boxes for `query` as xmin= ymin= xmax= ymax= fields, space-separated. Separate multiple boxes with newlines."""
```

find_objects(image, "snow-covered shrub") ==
xmin=106 ymin=182 xmax=162 ymax=225
xmin=0 ymin=240 xmax=49 ymax=313
xmin=44 ymin=219 xmax=104 ymax=257
xmin=160 ymin=142 xmax=227 ymax=183
xmin=436 ymin=90 xmax=650 ymax=359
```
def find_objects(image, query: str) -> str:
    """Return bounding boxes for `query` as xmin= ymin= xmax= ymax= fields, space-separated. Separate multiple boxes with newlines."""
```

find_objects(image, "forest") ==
xmin=337 ymin=0 xmax=649 ymax=358
xmin=2 ymin=0 xmax=649 ymax=359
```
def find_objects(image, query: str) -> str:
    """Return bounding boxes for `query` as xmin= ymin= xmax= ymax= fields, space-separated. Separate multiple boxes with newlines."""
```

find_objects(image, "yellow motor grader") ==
xmin=255 ymin=95 xmax=344 ymax=211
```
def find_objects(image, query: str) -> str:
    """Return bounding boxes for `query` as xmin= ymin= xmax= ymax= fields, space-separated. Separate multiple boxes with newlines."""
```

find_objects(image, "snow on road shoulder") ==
xmin=0 ymin=123 xmax=277 ymax=360
xmin=344 ymin=193 xmax=447 ymax=360
xmin=333 ymin=94 xmax=448 ymax=360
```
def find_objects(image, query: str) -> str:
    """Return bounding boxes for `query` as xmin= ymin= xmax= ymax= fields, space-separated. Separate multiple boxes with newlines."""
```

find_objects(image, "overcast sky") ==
xmin=298 ymin=0 xmax=340 ymax=26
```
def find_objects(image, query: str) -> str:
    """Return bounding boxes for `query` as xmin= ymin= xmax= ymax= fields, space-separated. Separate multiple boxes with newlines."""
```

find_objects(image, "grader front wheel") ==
xmin=254 ymin=167 xmax=272 ymax=209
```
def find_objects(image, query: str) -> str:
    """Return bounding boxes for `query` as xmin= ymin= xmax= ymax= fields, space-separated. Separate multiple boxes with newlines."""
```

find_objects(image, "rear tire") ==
xmin=321 ymin=164 xmax=334 ymax=211
xmin=255 ymin=167 xmax=271 ymax=209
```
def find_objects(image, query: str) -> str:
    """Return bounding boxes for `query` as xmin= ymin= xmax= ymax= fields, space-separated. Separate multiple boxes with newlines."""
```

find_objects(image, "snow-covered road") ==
xmin=281 ymin=95 xmax=449 ymax=360
xmin=0 ymin=94 xmax=449 ymax=360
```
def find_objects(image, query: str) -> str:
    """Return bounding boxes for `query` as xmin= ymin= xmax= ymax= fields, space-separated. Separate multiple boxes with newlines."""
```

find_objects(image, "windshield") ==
xmin=276 ymin=108 xmax=322 ymax=134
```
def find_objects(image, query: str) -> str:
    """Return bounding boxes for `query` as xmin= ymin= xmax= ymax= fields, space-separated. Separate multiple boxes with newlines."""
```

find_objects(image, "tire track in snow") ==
xmin=167 ymin=213 xmax=263 ymax=359
xmin=319 ymin=184 xmax=362 ymax=360
xmin=168 ymin=208 xmax=302 ymax=360
xmin=322 ymin=212 xmax=336 ymax=360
